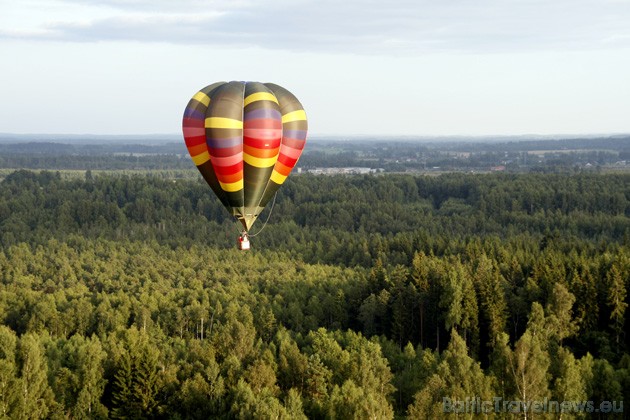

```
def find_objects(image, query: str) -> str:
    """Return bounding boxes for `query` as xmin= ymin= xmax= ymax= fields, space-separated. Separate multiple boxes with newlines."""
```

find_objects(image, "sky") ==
xmin=1 ymin=0 xmax=629 ymax=137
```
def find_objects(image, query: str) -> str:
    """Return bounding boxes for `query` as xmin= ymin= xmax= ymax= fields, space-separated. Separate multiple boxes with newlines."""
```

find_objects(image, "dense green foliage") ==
xmin=0 ymin=170 xmax=628 ymax=418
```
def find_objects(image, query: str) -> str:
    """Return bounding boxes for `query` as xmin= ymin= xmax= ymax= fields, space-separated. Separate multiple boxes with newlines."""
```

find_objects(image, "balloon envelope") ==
xmin=182 ymin=81 xmax=307 ymax=231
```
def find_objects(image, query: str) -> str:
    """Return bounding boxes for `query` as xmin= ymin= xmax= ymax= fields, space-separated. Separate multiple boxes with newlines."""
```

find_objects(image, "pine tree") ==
xmin=276 ymin=329 xmax=308 ymax=393
xmin=179 ymin=373 xmax=215 ymax=419
xmin=545 ymin=282 xmax=578 ymax=343
xmin=0 ymin=327 xmax=21 ymax=418
xmin=569 ymin=266 xmax=598 ymax=332
xmin=440 ymin=261 xmax=479 ymax=352
xmin=245 ymin=354 xmax=278 ymax=394
xmin=440 ymin=264 xmax=464 ymax=333
xmin=17 ymin=333 xmax=53 ymax=420
xmin=327 ymin=380 xmax=394 ymax=420
xmin=606 ymin=264 xmax=627 ymax=347
xmin=284 ymin=388 xmax=307 ymax=420
xmin=407 ymin=374 xmax=447 ymax=419
xmin=134 ymin=344 xmax=160 ymax=414
xmin=347 ymin=340 xmax=395 ymax=399
xmin=474 ymin=254 xmax=508 ymax=347
xmin=507 ymin=306 xmax=551 ymax=418
xmin=550 ymin=346 xmax=586 ymax=410
xmin=589 ymin=359 xmax=623 ymax=406
xmin=305 ymin=354 xmax=332 ymax=404
xmin=73 ymin=336 xmax=108 ymax=418
xmin=110 ymin=350 xmax=136 ymax=419
xmin=390 ymin=265 xmax=412 ymax=348
xmin=410 ymin=252 xmax=430 ymax=348
xmin=408 ymin=330 xmax=492 ymax=418
xmin=489 ymin=332 xmax=516 ymax=400
xmin=229 ymin=379 xmax=257 ymax=419
xmin=438 ymin=330 xmax=493 ymax=403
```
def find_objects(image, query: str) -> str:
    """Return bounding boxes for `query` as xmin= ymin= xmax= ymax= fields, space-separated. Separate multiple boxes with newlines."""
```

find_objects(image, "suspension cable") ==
xmin=248 ymin=192 xmax=278 ymax=237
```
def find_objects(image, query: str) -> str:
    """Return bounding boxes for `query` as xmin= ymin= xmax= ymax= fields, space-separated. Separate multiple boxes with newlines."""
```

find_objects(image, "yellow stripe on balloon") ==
xmin=192 ymin=91 xmax=211 ymax=107
xmin=270 ymin=170 xmax=287 ymax=184
xmin=219 ymin=179 xmax=243 ymax=192
xmin=205 ymin=117 xmax=243 ymax=129
xmin=191 ymin=151 xmax=210 ymax=165
xmin=281 ymin=110 xmax=307 ymax=124
xmin=243 ymin=153 xmax=278 ymax=168
xmin=244 ymin=92 xmax=279 ymax=107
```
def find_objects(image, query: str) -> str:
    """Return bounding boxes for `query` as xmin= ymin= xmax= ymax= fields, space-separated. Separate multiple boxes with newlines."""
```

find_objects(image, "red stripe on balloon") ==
xmin=213 ymin=162 xmax=242 ymax=176
xmin=183 ymin=117 xmax=204 ymax=128
xmin=184 ymin=135 xmax=206 ymax=147
xmin=216 ymin=171 xmax=243 ymax=184
xmin=183 ymin=127 xmax=205 ymax=138
xmin=243 ymin=137 xmax=281 ymax=149
xmin=277 ymin=154 xmax=298 ymax=168
xmin=274 ymin=160 xmax=292 ymax=176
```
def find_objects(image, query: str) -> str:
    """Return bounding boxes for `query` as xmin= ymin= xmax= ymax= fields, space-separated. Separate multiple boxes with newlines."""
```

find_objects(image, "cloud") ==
xmin=2 ymin=0 xmax=630 ymax=54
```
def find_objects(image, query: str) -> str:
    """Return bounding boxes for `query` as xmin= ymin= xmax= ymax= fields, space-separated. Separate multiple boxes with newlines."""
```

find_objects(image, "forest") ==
xmin=0 ymin=168 xmax=628 ymax=418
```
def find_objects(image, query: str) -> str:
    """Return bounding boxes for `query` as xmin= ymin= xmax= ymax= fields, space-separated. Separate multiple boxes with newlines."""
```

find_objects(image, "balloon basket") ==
xmin=238 ymin=233 xmax=251 ymax=251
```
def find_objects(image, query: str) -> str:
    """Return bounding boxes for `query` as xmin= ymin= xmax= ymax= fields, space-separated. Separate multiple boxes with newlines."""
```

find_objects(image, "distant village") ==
xmin=302 ymin=167 xmax=383 ymax=175
xmin=298 ymin=136 xmax=630 ymax=174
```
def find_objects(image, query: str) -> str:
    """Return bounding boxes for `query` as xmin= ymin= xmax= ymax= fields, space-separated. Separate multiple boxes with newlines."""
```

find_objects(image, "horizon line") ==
xmin=1 ymin=132 xmax=629 ymax=140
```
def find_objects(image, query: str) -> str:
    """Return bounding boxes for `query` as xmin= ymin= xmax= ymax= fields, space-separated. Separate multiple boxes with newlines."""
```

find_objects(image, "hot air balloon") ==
xmin=182 ymin=81 xmax=307 ymax=249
